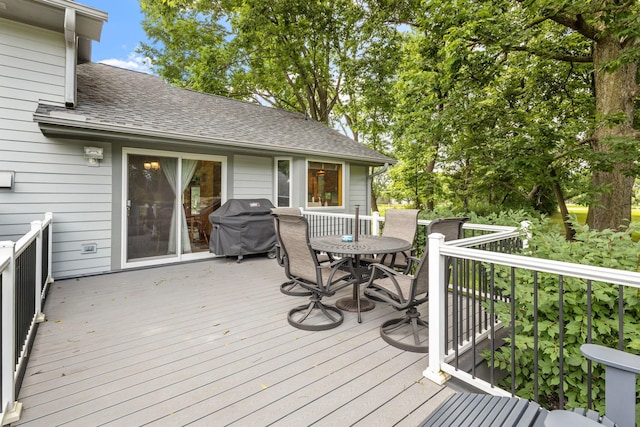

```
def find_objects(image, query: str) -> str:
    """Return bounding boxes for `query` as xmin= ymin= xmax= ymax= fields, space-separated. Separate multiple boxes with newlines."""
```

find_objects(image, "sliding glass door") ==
xmin=124 ymin=149 xmax=225 ymax=265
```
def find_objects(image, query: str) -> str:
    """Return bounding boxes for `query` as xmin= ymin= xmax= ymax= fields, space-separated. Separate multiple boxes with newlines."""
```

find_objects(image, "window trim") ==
xmin=274 ymin=157 xmax=292 ymax=208
xmin=306 ymin=159 xmax=345 ymax=209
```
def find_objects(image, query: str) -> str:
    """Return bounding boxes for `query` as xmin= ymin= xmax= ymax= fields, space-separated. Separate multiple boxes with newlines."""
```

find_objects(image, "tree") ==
xmin=139 ymin=0 xmax=408 ymax=212
xmin=139 ymin=0 xmax=403 ymax=139
xmin=441 ymin=0 xmax=640 ymax=230
xmin=392 ymin=3 xmax=593 ymax=222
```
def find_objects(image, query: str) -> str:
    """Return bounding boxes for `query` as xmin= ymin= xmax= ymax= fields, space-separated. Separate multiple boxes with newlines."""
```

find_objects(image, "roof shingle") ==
xmin=35 ymin=63 xmax=393 ymax=164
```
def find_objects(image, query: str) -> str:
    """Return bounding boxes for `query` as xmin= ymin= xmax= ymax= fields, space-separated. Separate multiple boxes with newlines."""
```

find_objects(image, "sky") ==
xmin=79 ymin=1 xmax=154 ymax=73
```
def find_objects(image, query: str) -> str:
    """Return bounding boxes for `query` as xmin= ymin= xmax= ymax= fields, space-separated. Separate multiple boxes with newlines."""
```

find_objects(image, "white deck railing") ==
xmin=424 ymin=228 xmax=640 ymax=409
xmin=305 ymin=210 xmax=640 ymax=409
xmin=1 ymin=213 xmax=53 ymax=425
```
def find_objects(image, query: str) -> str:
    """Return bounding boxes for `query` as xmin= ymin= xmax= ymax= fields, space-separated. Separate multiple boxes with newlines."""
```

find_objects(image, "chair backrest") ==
xmin=580 ymin=343 xmax=640 ymax=427
xmin=381 ymin=209 xmax=420 ymax=244
xmin=271 ymin=208 xmax=302 ymax=266
xmin=412 ymin=217 xmax=470 ymax=298
xmin=271 ymin=207 xmax=302 ymax=217
xmin=428 ymin=217 xmax=469 ymax=241
xmin=274 ymin=214 xmax=319 ymax=283
xmin=411 ymin=247 xmax=431 ymax=299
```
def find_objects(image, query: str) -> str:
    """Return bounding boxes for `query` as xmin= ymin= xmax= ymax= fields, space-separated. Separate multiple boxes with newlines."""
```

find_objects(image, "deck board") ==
xmin=13 ymin=256 xmax=460 ymax=426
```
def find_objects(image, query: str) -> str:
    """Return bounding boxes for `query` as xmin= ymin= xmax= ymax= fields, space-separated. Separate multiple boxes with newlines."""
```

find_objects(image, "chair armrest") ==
xmin=367 ymin=262 xmax=403 ymax=278
xmin=329 ymin=256 xmax=354 ymax=270
xmin=581 ymin=344 xmax=640 ymax=374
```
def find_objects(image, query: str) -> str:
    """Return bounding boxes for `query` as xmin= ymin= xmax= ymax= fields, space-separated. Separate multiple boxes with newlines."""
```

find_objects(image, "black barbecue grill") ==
xmin=209 ymin=198 xmax=277 ymax=262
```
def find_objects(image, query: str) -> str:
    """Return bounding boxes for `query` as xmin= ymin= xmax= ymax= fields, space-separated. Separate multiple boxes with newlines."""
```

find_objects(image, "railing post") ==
xmin=423 ymin=232 xmax=450 ymax=384
xmin=30 ymin=221 xmax=45 ymax=324
xmin=0 ymin=241 xmax=22 ymax=425
xmin=371 ymin=211 xmax=381 ymax=235
xmin=520 ymin=220 xmax=531 ymax=252
xmin=45 ymin=213 xmax=53 ymax=288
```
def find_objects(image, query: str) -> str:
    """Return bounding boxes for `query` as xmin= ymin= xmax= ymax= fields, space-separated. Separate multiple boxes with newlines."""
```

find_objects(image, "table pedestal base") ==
xmin=336 ymin=297 xmax=375 ymax=312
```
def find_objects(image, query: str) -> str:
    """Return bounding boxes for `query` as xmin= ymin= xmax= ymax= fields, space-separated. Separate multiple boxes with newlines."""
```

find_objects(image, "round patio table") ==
xmin=310 ymin=234 xmax=412 ymax=317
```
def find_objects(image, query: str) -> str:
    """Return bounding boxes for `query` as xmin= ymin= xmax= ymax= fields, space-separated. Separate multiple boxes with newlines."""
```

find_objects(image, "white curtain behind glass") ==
xmin=161 ymin=158 xmax=198 ymax=254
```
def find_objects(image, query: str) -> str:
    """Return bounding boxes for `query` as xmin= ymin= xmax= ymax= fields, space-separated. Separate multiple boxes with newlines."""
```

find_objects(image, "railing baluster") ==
xmin=533 ymin=271 xmax=539 ymax=402
xmin=618 ymin=284 xmax=624 ymax=350
xmin=586 ymin=279 xmax=593 ymax=410
xmin=558 ymin=275 xmax=564 ymax=410
xmin=510 ymin=267 xmax=516 ymax=396
xmin=490 ymin=263 xmax=496 ymax=388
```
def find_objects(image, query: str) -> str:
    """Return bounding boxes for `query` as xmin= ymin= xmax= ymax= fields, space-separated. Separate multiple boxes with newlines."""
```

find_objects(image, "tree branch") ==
xmin=553 ymin=137 xmax=597 ymax=160
xmin=510 ymin=45 xmax=592 ymax=63
xmin=550 ymin=13 xmax=600 ymax=40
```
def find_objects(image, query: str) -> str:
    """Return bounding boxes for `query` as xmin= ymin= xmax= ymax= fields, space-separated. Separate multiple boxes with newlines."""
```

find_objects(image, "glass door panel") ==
xmin=126 ymin=154 xmax=177 ymax=261
xmin=182 ymin=160 xmax=223 ymax=253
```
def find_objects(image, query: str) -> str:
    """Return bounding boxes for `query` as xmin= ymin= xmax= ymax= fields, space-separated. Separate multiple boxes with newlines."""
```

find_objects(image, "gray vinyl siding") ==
xmin=349 ymin=165 xmax=368 ymax=213
xmin=232 ymin=155 xmax=273 ymax=202
xmin=0 ymin=18 xmax=112 ymax=279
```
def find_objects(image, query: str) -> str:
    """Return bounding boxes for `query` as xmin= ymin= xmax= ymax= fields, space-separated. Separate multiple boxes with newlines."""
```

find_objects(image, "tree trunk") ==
xmin=425 ymin=157 xmax=436 ymax=212
xmin=586 ymin=36 xmax=637 ymax=230
xmin=550 ymin=168 xmax=575 ymax=240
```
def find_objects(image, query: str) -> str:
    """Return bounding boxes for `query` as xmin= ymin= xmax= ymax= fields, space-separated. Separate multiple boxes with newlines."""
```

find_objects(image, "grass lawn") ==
xmin=550 ymin=205 xmax=640 ymax=225
xmin=378 ymin=203 xmax=640 ymax=228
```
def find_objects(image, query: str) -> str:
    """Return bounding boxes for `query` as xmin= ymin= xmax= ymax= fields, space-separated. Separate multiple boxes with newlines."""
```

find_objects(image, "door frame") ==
xmin=121 ymin=147 xmax=227 ymax=269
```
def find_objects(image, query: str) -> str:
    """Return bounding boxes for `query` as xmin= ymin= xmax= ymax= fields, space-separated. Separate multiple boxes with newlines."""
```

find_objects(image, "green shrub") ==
xmin=489 ymin=218 xmax=640 ymax=411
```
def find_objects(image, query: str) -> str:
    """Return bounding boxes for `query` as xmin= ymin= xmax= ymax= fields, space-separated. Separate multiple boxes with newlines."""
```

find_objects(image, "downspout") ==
xmin=64 ymin=8 xmax=77 ymax=108
xmin=368 ymin=163 xmax=390 ymax=179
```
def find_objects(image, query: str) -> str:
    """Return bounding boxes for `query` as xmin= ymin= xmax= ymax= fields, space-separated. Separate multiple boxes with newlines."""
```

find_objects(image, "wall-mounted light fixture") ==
xmin=84 ymin=146 xmax=103 ymax=166
xmin=144 ymin=161 xmax=160 ymax=170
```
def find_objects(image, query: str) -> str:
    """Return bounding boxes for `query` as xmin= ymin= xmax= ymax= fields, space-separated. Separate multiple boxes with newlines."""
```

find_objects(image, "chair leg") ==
xmin=280 ymin=280 xmax=313 ymax=296
xmin=356 ymin=284 xmax=362 ymax=323
xmin=379 ymin=307 xmax=428 ymax=353
xmin=288 ymin=294 xmax=344 ymax=331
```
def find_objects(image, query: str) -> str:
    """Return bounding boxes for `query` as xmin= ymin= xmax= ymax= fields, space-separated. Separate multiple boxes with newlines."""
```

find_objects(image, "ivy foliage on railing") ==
xmin=488 ymin=216 xmax=640 ymax=413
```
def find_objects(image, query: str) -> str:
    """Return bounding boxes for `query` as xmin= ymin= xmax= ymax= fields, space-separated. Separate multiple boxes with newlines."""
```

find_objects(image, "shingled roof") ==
xmin=34 ymin=63 xmax=394 ymax=165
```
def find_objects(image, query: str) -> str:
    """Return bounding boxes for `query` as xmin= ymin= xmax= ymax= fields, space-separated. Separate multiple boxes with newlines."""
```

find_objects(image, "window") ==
xmin=307 ymin=161 xmax=343 ymax=207
xmin=276 ymin=158 xmax=291 ymax=207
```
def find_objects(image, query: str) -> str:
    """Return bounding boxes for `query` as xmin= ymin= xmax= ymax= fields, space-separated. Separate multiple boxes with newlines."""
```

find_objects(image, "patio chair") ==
xmin=272 ymin=207 xmax=334 ymax=296
xmin=272 ymin=207 xmax=311 ymax=296
xmin=546 ymin=343 xmax=640 ymax=427
xmin=275 ymin=213 xmax=357 ymax=330
xmin=361 ymin=208 xmax=419 ymax=272
xmin=364 ymin=217 xmax=469 ymax=352
xmin=421 ymin=343 xmax=631 ymax=426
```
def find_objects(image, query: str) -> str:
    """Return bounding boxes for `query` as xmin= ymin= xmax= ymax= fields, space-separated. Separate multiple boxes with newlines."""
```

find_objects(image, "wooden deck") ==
xmin=13 ymin=256 xmax=459 ymax=426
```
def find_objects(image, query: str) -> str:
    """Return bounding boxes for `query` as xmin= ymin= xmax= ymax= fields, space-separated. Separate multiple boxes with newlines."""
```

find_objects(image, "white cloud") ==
xmin=98 ymin=52 xmax=154 ymax=74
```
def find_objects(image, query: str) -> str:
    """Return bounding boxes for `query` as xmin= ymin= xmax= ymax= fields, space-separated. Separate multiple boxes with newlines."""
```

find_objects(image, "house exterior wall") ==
xmin=0 ymin=18 xmax=113 ymax=279
xmin=348 ymin=165 xmax=369 ymax=212
xmin=232 ymin=154 xmax=272 ymax=200
xmin=0 ymin=17 xmax=378 ymax=280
